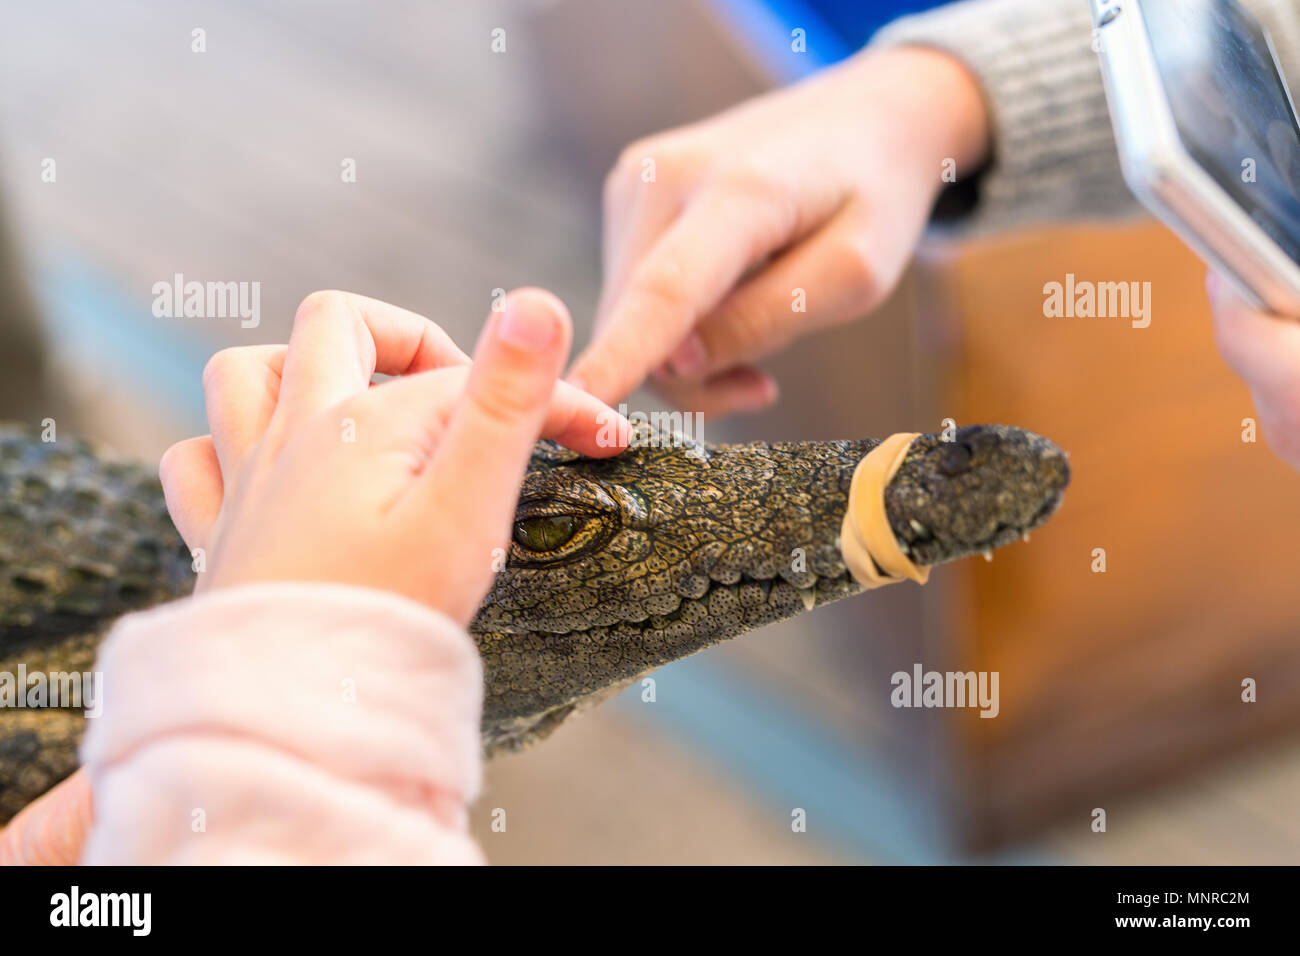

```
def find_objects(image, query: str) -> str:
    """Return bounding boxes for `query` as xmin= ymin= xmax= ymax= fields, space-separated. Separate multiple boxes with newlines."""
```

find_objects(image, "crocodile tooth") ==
xmin=983 ymin=550 xmax=993 ymax=562
xmin=797 ymin=587 xmax=817 ymax=612
xmin=1022 ymin=531 xmax=1031 ymax=543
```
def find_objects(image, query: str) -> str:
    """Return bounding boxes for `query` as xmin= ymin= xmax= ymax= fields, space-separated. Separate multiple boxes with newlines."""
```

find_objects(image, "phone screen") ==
xmin=1139 ymin=0 xmax=1300 ymax=264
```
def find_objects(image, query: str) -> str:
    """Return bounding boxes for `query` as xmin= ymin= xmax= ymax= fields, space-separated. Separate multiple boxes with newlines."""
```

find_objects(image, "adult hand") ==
xmin=567 ymin=46 xmax=990 ymax=416
xmin=1208 ymin=271 xmax=1300 ymax=468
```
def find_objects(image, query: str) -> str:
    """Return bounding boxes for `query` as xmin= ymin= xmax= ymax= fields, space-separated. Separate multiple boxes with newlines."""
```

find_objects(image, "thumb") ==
xmin=407 ymin=289 xmax=571 ymax=615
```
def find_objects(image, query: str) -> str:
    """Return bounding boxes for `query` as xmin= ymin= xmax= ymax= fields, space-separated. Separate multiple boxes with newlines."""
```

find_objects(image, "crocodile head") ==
xmin=472 ymin=422 xmax=1070 ymax=752
xmin=0 ymin=421 xmax=1068 ymax=821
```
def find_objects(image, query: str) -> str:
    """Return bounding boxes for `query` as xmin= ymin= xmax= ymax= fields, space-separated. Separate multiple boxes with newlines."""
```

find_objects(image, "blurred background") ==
xmin=1 ymin=0 xmax=1298 ymax=863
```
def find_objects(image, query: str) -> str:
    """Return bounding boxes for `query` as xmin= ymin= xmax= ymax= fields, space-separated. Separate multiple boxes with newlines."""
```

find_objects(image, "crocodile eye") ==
xmin=505 ymin=497 xmax=618 ymax=569
xmin=513 ymin=515 xmax=578 ymax=552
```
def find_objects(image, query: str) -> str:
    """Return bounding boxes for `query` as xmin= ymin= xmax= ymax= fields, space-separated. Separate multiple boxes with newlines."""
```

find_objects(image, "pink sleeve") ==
xmin=79 ymin=583 xmax=485 ymax=865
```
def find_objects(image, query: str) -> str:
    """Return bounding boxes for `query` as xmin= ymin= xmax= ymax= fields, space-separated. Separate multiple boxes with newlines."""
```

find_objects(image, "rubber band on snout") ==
xmin=840 ymin=432 xmax=930 ymax=589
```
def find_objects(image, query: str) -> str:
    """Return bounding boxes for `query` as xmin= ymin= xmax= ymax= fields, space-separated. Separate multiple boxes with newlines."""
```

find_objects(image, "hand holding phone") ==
xmin=1093 ymin=0 xmax=1300 ymax=313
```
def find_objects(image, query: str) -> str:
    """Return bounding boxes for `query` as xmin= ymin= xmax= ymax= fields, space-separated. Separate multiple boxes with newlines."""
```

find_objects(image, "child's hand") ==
xmin=160 ymin=288 xmax=629 ymax=625
xmin=0 ymin=288 xmax=616 ymax=865
xmin=566 ymin=47 xmax=989 ymax=416
xmin=1208 ymin=272 xmax=1300 ymax=469
xmin=0 ymin=771 xmax=91 ymax=865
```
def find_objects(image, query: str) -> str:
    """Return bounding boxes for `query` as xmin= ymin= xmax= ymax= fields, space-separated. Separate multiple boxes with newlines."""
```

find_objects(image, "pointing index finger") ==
xmin=568 ymin=185 xmax=793 ymax=404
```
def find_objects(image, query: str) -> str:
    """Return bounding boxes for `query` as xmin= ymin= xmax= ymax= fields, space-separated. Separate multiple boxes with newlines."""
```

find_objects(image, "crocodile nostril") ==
xmin=938 ymin=441 xmax=974 ymax=476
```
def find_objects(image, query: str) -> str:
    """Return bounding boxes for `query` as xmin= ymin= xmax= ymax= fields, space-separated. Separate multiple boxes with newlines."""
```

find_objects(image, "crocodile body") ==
xmin=0 ymin=421 xmax=1069 ymax=822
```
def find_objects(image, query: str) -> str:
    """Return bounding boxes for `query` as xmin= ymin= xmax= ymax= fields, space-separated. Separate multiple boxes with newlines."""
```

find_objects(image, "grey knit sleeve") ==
xmin=872 ymin=0 xmax=1300 ymax=238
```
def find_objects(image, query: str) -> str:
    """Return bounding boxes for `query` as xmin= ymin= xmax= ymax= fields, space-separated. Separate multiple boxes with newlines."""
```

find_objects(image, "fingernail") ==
xmin=497 ymin=300 xmax=559 ymax=350
xmin=666 ymin=333 xmax=707 ymax=378
xmin=1206 ymin=271 xmax=1220 ymax=298
xmin=742 ymin=379 xmax=779 ymax=412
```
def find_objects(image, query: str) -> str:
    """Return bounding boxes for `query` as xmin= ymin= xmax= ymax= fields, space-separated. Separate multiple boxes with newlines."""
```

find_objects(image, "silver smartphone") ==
xmin=1092 ymin=0 xmax=1300 ymax=312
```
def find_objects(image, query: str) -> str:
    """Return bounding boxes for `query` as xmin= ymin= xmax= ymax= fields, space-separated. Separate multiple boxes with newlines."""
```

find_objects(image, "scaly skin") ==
xmin=0 ymin=421 xmax=1069 ymax=822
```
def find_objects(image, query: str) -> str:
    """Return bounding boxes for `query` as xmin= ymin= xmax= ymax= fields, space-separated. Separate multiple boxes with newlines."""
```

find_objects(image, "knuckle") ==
xmin=608 ymin=137 xmax=692 ymax=200
xmin=607 ymin=140 xmax=654 ymax=193
xmin=718 ymin=162 xmax=776 ymax=202
xmin=470 ymin=374 xmax=541 ymax=430
xmin=834 ymin=236 xmax=883 ymax=314
xmin=157 ymin=442 xmax=184 ymax=485
xmin=650 ymin=148 xmax=694 ymax=190
xmin=470 ymin=391 xmax=532 ymax=434
xmin=158 ymin=436 xmax=207 ymax=488
xmin=202 ymin=348 xmax=240 ymax=391
xmin=613 ymin=139 xmax=652 ymax=176
xmin=333 ymin=391 xmax=371 ymax=425
xmin=715 ymin=165 xmax=798 ymax=254
xmin=293 ymin=289 xmax=346 ymax=327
